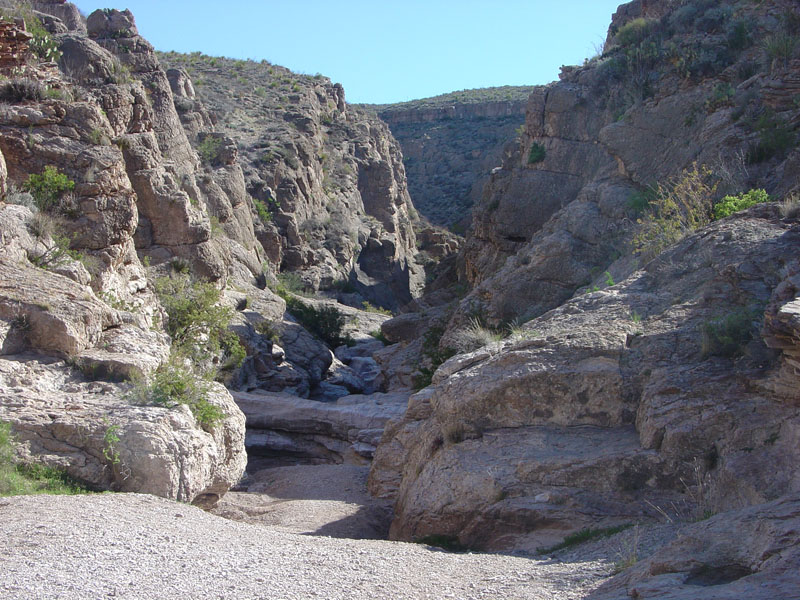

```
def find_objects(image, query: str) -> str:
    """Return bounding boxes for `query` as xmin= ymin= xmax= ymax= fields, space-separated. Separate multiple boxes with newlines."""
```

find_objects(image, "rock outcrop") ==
xmin=370 ymin=204 xmax=800 ymax=551
xmin=371 ymin=88 xmax=533 ymax=228
xmin=457 ymin=0 xmax=800 ymax=328
xmin=158 ymin=53 xmax=424 ymax=311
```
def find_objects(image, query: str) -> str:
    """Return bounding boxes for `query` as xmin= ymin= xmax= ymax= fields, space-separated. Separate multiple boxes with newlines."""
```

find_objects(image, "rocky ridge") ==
xmin=157 ymin=51 xmax=425 ymax=311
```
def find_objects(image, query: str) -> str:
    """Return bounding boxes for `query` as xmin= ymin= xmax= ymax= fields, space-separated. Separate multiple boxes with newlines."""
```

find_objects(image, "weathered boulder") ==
xmin=0 ymin=354 xmax=246 ymax=507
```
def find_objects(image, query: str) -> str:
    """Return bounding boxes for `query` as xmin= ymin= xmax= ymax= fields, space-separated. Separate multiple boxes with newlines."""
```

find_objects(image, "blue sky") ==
xmin=74 ymin=1 xmax=623 ymax=104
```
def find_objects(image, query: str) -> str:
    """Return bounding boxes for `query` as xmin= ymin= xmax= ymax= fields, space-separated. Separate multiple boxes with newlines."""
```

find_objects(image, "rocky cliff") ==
xmin=0 ymin=1 xmax=425 ymax=503
xmin=368 ymin=1 xmax=800 ymax=593
xmin=456 ymin=0 xmax=800 ymax=328
xmin=368 ymin=88 xmax=533 ymax=229
xmin=157 ymin=52 xmax=424 ymax=311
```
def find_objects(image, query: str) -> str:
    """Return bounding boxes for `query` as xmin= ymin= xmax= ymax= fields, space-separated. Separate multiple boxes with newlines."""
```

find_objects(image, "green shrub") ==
xmin=713 ymin=189 xmax=769 ymax=220
xmin=747 ymin=111 xmax=796 ymax=163
xmin=701 ymin=308 xmax=757 ymax=358
xmin=23 ymin=165 xmax=75 ymax=211
xmin=705 ymin=82 xmax=734 ymax=112
xmin=726 ymin=20 xmax=751 ymax=51
xmin=527 ymin=143 xmax=546 ymax=164
xmin=252 ymin=197 xmax=272 ymax=222
xmin=615 ymin=18 xmax=652 ymax=47
xmin=413 ymin=325 xmax=456 ymax=390
xmin=282 ymin=295 xmax=351 ymax=348
xmin=0 ymin=78 xmax=44 ymax=103
xmin=0 ymin=10 xmax=61 ymax=62
xmin=539 ymin=524 xmax=633 ymax=554
xmin=154 ymin=275 xmax=244 ymax=371
xmin=763 ymin=32 xmax=797 ymax=72
xmin=129 ymin=359 xmax=224 ymax=430
xmin=197 ymin=135 xmax=222 ymax=164
xmin=361 ymin=301 xmax=392 ymax=315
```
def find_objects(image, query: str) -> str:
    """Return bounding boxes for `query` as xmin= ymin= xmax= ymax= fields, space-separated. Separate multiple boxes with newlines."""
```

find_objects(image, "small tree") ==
xmin=23 ymin=166 xmax=75 ymax=211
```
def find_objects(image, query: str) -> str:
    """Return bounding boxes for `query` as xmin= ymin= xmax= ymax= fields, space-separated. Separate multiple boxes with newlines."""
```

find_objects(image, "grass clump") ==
xmin=701 ymin=308 xmax=758 ymax=358
xmin=416 ymin=534 xmax=468 ymax=553
xmin=451 ymin=317 xmax=503 ymax=353
xmin=633 ymin=163 xmax=716 ymax=262
xmin=23 ymin=165 xmax=75 ymax=212
xmin=1 ymin=422 xmax=90 ymax=496
xmin=713 ymin=189 xmax=769 ymax=220
xmin=0 ymin=78 xmax=44 ymax=103
xmin=527 ymin=142 xmax=546 ymax=164
xmin=539 ymin=524 xmax=633 ymax=554
xmin=746 ymin=111 xmax=796 ymax=164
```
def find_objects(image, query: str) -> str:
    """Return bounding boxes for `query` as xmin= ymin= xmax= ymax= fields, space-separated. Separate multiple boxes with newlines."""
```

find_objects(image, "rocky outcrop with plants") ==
xmin=368 ymin=0 xmax=800 ymax=595
xmin=157 ymin=52 xmax=424 ymax=311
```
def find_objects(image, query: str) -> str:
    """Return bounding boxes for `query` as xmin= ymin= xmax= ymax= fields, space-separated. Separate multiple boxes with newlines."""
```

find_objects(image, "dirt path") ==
xmin=212 ymin=462 xmax=393 ymax=540
xmin=0 ymin=493 xmax=612 ymax=600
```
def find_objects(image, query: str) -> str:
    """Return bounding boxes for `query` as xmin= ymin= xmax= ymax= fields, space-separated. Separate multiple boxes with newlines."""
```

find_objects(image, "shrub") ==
xmin=713 ymin=189 xmax=769 ymax=220
xmin=763 ymin=32 xmax=797 ymax=72
xmin=413 ymin=325 xmax=456 ymax=390
xmin=451 ymin=317 xmax=503 ymax=353
xmin=129 ymin=359 xmax=224 ymax=430
xmin=527 ymin=142 xmax=546 ymax=164
xmin=23 ymin=165 xmax=75 ymax=212
xmin=154 ymin=275 xmax=244 ymax=371
xmin=0 ymin=78 xmax=44 ymax=103
xmin=197 ymin=135 xmax=222 ymax=164
xmin=747 ymin=111 xmax=796 ymax=163
xmin=28 ymin=233 xmax=82 ymax=269
xmin=252 ymin=197 xmax=272 ymax=222
xmin=282 ymin=295 xmax=351 ymax=348
xmin=726 ymin=20 xmax=751 ymax=51
xmin=701 ymin=308 xmax=757 ymax=358
xmin=633 ymin=163 xmax=716 ymax=261
xmin=705 ymin=82 xmax=734 ymax=112
xmin=539 ymin=524 xmax=633 ymax=554
xmin=615 ymin=18 xmax=652 ymax=47
xmin=779 ymin=193 xmax=800 ymax=219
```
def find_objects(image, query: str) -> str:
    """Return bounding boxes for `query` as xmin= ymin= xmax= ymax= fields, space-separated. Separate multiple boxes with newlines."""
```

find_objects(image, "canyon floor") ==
xmin=0 ymin=462 xmax=681 ymax=600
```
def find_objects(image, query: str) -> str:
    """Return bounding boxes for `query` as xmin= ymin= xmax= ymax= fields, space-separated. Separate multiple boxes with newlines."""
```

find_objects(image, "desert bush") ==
xmin=276 ymin=272 xmax=312 ymax=296
xmin=779 ymin=193 xmax=800 ymax=219
xmin=23 ymin=166 xmax=75 ymax=212
xmin=282 ymin=295 xmax=351 ymax=348
xmin=0 ymin=78 xmax=44 ymax=103
xmin=701 ymin=308 xmax=757 ymax=358
xmin=527 ymin=142 xmax=546 ymax=164
xmin=763 ymin=32 xmax=797 ymax=72
xmin=713 ymin=189 xmax=769 ymax=220
xmin=615 ymin=18 xmax=652 ymax=47
xmin=726 ymin=20 xmax=751 ymax=51
xmin=154 ymin=274 xmax=244 ymax=371
xmin=28 ymin=233 xmax=82 ymax=269
xmin=539 ymin=524 xmax=633 ymax=555
xmin=197 ymin=135 xmax=222 ymax=164
xmin=128 ymin=358 xmax=223 ymax=430
xmin=746 ymin=110 xmax=796 ymax=163
xmin=413 ymin=325 xmax=456 ymax=390
xmin=251 ymin=196 xmax=273 ymax=222
xmin=633 ymin=163 xmax=716 ymax=261
xmin=705 ymin=82 xmax=734 ymax=112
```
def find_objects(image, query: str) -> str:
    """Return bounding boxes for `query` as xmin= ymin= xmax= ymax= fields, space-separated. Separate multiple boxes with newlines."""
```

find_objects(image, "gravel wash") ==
xmin=0 ymin=493 xmax=611 ymax=600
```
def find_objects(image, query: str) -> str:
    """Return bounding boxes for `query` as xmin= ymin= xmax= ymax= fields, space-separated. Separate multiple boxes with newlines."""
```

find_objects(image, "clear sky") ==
xmin=73 ymin=1 xmax=623 ymax=104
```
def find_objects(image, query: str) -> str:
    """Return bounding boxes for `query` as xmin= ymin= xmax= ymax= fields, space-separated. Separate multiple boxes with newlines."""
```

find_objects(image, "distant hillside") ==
xmin=361 ymin=87 xmax=535 ymax=229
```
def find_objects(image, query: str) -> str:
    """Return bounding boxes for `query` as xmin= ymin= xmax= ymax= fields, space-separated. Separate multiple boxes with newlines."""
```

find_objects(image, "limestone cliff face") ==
xmin=376 ymin=97 xmax=528 ymax=228
xmin=158 ymin=53 xmax=423 ymax=310
xmin=459 ymin=0 xmax=800 ymax=327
